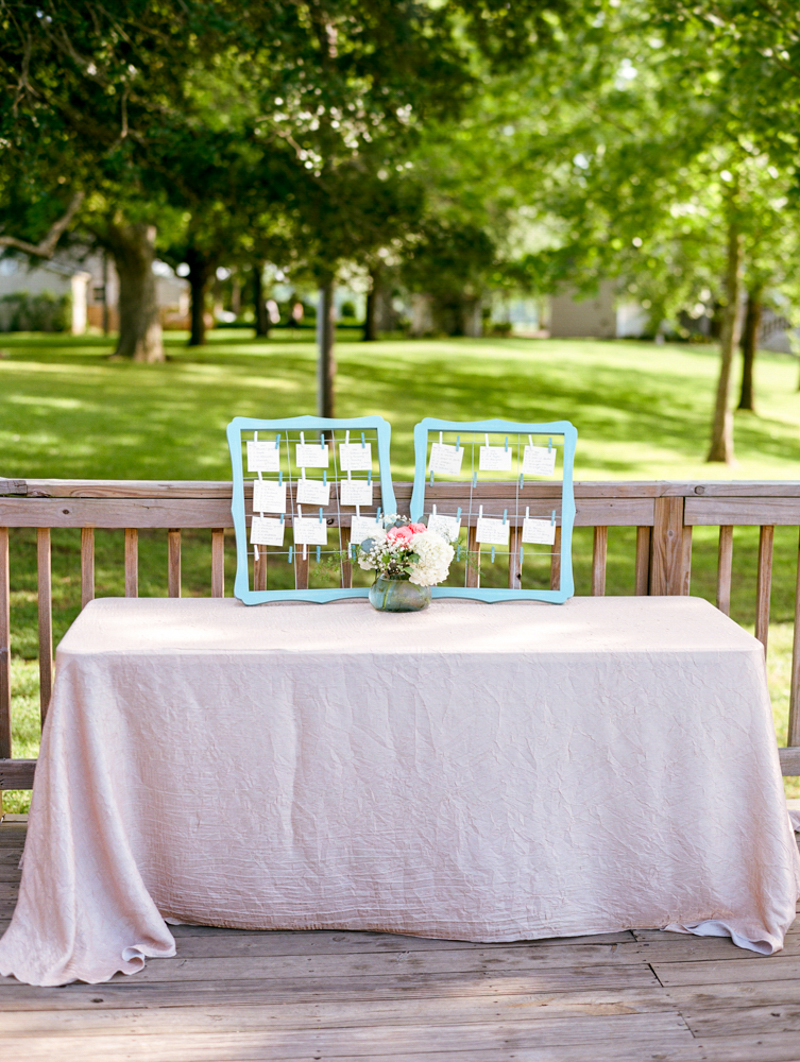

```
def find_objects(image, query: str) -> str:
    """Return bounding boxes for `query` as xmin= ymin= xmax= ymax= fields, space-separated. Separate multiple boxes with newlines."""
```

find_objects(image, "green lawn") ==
xmin=3 ymin=328 xmax=800 ymax=481
xmin=2 ymin=328 xmax=800 ymax=810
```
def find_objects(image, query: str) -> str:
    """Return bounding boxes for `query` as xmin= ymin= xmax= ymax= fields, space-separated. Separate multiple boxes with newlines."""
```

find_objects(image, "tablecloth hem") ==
xmin=0 ymin=937 xmax=178 ymax=987
xmin=662 ymin=919 xmax=781 ymax=955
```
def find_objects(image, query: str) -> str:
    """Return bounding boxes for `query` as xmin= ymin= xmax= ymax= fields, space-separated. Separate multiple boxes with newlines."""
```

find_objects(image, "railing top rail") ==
xmin=3 ymin=478 xmax=800 ymax=501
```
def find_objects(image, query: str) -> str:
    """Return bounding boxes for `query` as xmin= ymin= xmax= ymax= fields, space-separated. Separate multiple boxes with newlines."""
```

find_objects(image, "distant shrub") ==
xmin=489 ymin=320 xmax=513 ymax=337
xmin=0 ymin=291 xmax=70 ymax=332
xmin=339 ymin=299 xmax=357 ymax=319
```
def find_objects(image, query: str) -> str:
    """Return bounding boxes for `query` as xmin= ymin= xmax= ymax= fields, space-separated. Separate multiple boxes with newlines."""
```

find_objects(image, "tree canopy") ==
xmin=2 ymin=0 xmax=800 ymax=453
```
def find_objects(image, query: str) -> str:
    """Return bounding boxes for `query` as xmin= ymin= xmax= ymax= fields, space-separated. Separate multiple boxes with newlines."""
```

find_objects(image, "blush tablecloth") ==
xmin=1 ymin=595 xmax=798 ymax=986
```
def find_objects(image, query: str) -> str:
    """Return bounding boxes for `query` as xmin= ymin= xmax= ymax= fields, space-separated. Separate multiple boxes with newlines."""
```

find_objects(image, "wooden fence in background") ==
xmin=2 ymin=478 xmax=800 ymax=792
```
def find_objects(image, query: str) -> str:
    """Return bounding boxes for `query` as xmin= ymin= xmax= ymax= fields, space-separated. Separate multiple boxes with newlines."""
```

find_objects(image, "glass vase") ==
xmin=369 ymin=576 xmax=431 ymax=613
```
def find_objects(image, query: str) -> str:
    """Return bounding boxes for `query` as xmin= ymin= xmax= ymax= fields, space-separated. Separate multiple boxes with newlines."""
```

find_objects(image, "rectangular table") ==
xmin=1 ymin=596 xmax=798 ymax=986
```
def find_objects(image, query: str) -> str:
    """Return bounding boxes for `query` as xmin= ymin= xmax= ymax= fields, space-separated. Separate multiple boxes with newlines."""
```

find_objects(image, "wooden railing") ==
xmin=2 ymin=478 xmax=800 ymax=794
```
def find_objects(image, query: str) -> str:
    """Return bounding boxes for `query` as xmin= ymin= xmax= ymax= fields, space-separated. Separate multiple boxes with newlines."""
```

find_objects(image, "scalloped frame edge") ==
xmin=409 ymin=417 xmax=577 ymax=603
xmin=227 ymin=414 xmax=397 ymax=604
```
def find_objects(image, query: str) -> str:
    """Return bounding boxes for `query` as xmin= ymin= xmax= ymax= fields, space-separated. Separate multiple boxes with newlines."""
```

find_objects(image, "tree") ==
xmin=0 ymin=1 xmax=216 ymax=360
xmin=223 ymin=0 xmax=599 ymax=411
xmin=451 ymin=0 xmax=800 ymax=462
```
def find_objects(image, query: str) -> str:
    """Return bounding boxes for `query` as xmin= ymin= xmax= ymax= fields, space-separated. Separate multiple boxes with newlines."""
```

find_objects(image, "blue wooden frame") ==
xmin=227 ymin=415 xmax=396 ymax=604
xmin=409 ymin=417 xmax=577 ymax=603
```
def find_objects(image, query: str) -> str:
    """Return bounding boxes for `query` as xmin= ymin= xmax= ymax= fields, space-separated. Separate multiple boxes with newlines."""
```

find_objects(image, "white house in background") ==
xmin=0 ymin=252 xmax=189 ymax=333
xmin=548 ymin=280 xmax=649 ymax=339
xmin=0 ymin=255 xmax=91 ymax=334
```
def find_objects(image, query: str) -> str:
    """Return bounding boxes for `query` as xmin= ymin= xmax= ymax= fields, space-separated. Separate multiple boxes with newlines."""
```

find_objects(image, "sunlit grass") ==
xmin=3 ymin=328 xmax=800 ymax=810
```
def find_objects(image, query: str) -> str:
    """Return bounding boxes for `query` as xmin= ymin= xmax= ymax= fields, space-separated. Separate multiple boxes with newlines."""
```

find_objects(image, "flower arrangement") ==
xmin=357 ymin=514 xmax=455 ymax=587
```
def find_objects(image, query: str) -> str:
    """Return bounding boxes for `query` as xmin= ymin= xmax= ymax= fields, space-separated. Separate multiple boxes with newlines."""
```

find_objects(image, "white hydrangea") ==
xmin=408 ymin=529 xmax=455 ymax=587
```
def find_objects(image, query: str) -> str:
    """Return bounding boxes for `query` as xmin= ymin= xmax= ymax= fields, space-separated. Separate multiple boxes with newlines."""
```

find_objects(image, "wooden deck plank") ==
xmin=0 ymin=1035 xmax=702 ymax=1062
xmin=651 ymin=956 xmax=800 ymax=986
xmin=680 ymin=1034 xmax=800 ymax=1062
xmin=0 ymin=971 xmax=666 ymax=1012
xmin=6 ymin=947 xmax=660 ymax=984
xmin=0 ymin=992 xmax=682 ymax=1033
xmin=681 ymin=1001 xmax=800 ymax=1038
xmin=1 ymin=821 xmax=798 ymax=1062
xmin=0 ymin=1016 xmax=700 ymax=1058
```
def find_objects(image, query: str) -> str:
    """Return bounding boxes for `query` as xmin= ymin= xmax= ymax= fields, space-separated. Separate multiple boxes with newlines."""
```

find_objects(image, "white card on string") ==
xmin=522 ymin=445 xmax=557 ymax=476
xmin=339 ymin=442 xmax=373 ymax=471
xmin=250 ymin=516 xmax=285 ymax=547
xmin=476 ymin=516 xmax=510 ymax=546
xmin=252 ymin=480 xmax=287 ymax=513
xmin=293 ymin=517 xmax=328 ymax=546
xmin=428 ymin=443 xmax=464 ymax=475
xmin=479 ymin=445 xmax=513 ymax=472
xmin=296 ymin=478 xmax=331 ymax=506
xmin=522 ymin=517 xmax=557 ymax=545
xmin=340 ymin=479 xmax=374 ymax=507
xmin=247 ymin=441 xmax=281 ymax=473
xmin=427 ymin=513 xmax=461 ymax=541
xmin=295 ymin=443 xmax=329 ymax=468
xmin=351 ymin=515 xmax=383 ymax=544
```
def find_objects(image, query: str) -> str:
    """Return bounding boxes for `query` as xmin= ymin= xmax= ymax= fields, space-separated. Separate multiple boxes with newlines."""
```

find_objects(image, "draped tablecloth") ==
xmin=1 ymin=595 xmax=798 ymax=986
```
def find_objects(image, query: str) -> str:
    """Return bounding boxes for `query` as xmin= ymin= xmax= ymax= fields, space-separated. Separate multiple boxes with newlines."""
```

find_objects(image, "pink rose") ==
xmin=387 ymin=525 xmax=415 ymax=544
xmin=408 ymin=523 xmax=427 ymax=534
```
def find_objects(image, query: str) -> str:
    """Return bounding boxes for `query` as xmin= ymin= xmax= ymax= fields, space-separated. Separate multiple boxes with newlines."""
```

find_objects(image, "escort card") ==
xmin=427 ymin=513 xmax=461 ymax=541
xmin=295 ymin=477 xmax=331 ymax=506
xmin=522 ymin=445 xmax=557 ymax=476
xmin=252 ymin=479 xmax=287 ymax=514
xmin=295 ymin=442 xmax=329 ymax=468
xmin=250 ymin=516 xmax=285 ymax=547
xmin=522 ymin=517 xmax=557 ymax=545
xmin=293 ymin=517 xmax=328 ymax=546
xmin=476 ymin=516 xmax=510 ymax=546
xmin=350 ymin=514 xmax=383 ymax=544
xmin=479 ymin=445 xmax=513 ymax=472
xmin=428 ymin=443 xmax=464 ymax=476
xmin=247 ymin=440 xmax=281 ymax=473
xmin=339 ymin=442 xmax=373 ymax=471
xmin=340 ymin=479 xmax=374 ymax=507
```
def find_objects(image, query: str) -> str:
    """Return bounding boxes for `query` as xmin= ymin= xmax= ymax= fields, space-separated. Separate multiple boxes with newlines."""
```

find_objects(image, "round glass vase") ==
xmin=369 ymin=576 xmax=431 ymax=613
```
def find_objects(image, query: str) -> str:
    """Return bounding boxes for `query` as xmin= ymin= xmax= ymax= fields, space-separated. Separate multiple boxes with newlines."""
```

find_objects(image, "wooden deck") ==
xmin=1 ymin=818 xmax=799 ymax=1062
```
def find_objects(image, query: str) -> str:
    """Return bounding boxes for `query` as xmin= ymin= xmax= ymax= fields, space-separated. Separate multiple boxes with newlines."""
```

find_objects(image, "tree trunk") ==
xmin=707 ymin=202 xmax=743 ymax=464
xmin=317 ymin=277 xmax=336 ymax=418
xmin=106 ymin=222 xmax=164 ymax=363
xmin=186 ymin=248 xmax=213 ymax=347
xmin=101 ymin=251 xmax=110 ymax=337
xmin=363 ymin=265 xmax=380 ymax=341
xmin=737 ymin=285 xmax=762 ymax=413
xmin=253 ymin=264 xmax=269 ymax=337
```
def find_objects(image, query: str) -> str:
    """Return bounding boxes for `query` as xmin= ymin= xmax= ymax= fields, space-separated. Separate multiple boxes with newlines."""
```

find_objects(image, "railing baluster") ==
xmin=168 ymin=529 xmax=181 ymax=598
xmin=81 ymin=527 xmax=95 ymax=609
xmin=681 ymin=525 xmax=693 ymax=596
xmin=295 ymin=549 xmax=310 ymax=590
xmin=211 ymin=529 xmax=225 ymax=597
xmin=716 ymin=525 xmax=733 ymax=616
xmin=340 ymin=526 xmax=353 ymax=589
xmin=508 ymin=526 xmax=522 ymax=590
xmin=789 ymin=527 xmax=800 ymax=748
xmin=124 ymin=528 xmax=138 ymax=597
xmin=550 ymin=524 xmax=562 ymax=591
xmin=591 ymin=526 xmax=607 ymax=596
xmin=37 ymin=528 xmax=53 ymax=723
xmin=254 ymin=550 xmax=267 ymax=591
xmin=755 ymin=525 xmax=774 ymax=652
xmin=466 ymin=525 xmax=480 ymax=588
xmin=0 ymin=528 xmax=11 ymax=762
xmin=650 ymin=496 xmax=684 ymax=595
xmin=634 ymin=527 xmax=650 ymax=596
